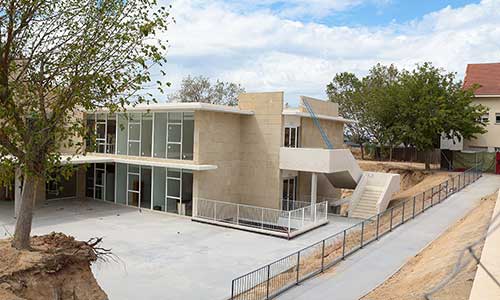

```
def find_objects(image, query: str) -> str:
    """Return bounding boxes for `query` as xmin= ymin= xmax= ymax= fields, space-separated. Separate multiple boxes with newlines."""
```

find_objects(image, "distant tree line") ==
xmin=169 ymin=75 xmax=245 ymax=106
xmin=326 ymin=62 xmax=487 ymax=169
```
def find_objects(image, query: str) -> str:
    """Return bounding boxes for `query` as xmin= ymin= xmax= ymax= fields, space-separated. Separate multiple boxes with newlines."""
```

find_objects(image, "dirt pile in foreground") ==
xmin=362 ymin=192 xmax=498 ymax=300
xmin=0 ymin=233 xmax=108 ymax=300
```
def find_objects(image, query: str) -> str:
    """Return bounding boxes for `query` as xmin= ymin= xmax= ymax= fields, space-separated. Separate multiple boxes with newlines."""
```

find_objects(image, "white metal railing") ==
xmin=195 ymin=198 xmax=328 ymax=237
xmin=281 ymin=199 xmax=311 ymax=211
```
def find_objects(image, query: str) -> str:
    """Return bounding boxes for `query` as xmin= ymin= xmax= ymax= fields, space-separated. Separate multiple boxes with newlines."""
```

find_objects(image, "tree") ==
xmin=326 ymin=64 xmax=402 ymax=160
xmin=0 ymin=0 xmax=171 ymax=249
xmin=397 ymin=63 xmax=487 ymax=169
xmin=168 ymin=75 xmax=245 ymax=106
xmin=361 ymin=64 xmax=402 ymax=161
xmin=326 ymin=72 xmax=370 ymax=158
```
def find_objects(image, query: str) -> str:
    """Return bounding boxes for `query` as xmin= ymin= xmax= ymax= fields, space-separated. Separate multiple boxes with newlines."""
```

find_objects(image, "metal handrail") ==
xmin=230 ymin=166 xmax=482 ymax=300
xmin=302 ymin=98 xmax=334 ymax=149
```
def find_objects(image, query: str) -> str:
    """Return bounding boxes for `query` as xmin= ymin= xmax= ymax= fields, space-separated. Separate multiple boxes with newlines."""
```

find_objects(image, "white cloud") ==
xmin=159 ymin=0 xmax=500 ymax=105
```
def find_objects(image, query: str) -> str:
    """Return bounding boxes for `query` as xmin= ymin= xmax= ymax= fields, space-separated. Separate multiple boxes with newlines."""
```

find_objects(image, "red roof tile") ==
xmin=463 ymin=63 xmax=500 ymax=95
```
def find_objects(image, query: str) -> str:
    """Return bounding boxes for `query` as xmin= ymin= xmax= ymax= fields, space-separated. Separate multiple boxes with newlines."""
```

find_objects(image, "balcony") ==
xmin=279 ymin=147 xmax=363 ymax=189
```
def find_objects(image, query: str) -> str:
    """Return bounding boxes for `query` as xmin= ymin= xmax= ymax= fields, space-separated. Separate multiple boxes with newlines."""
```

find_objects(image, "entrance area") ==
xmin=86 ymin=162 xmax=194 ymax=216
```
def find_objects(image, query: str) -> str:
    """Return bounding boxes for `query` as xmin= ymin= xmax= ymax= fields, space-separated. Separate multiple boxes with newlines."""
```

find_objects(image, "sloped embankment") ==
xmin=0 ymin=232 xmax=108 ymax=300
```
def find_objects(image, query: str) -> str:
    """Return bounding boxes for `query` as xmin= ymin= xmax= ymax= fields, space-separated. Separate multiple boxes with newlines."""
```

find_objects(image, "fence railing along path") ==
xmin=230 ymin=167 xmax=482 ymax=300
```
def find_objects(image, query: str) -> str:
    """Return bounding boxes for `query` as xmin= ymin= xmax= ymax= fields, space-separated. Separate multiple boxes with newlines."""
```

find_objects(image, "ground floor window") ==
xmin=86 ymin=162 xmax=193 ymax=216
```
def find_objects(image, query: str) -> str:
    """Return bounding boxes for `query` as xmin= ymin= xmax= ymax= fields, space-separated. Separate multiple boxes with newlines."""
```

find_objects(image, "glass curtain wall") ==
xmin=86 ymin=162 xmax=193 ymax=216
xmin=89 ymin=111 xmax=194 ymax=160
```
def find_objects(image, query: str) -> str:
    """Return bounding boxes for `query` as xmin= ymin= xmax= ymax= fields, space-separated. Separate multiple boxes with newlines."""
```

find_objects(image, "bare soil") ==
xmin=0 ymin=232 xmax=108 ymax=300
xmin=342 ymin=160 xmax=453 ymax=208
xmin=361 ymin=192 xmax=498 ymax=300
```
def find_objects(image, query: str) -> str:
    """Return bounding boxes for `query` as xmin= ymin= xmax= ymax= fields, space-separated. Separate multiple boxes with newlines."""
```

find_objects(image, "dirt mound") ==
xmin=0 ymin=233 xmax=108 ymax=300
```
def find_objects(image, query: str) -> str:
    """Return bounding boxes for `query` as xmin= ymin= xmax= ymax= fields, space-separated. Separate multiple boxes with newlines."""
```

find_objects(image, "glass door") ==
xmin=282 ymin=177 xmax=297 ymax=210
xmin=127 ymin=165 xmax=140 ymax=207
xmin=94 ymin=163 xmax=105 ymax=200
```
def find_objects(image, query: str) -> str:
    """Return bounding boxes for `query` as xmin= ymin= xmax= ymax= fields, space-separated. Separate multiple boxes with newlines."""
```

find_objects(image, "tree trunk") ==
xmin=389 ymin=146 xmax=393 ymax=161
xmin=360 ymin=143 xmax=365 ymax=160
xmin=11 ymin=175 xmax=39 ymax=250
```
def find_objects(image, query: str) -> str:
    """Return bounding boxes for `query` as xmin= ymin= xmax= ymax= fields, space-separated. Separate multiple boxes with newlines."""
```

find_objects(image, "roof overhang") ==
xmin=282 ymin=109 xmax=356 ymax=123
xmin=61 ymin=154 xmax=217 ymax=171
xmin=90 ymin=102 xmax=254 ymax=115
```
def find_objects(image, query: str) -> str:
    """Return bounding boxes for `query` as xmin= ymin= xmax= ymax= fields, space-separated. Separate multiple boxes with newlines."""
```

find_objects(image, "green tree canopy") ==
xmin=0 ymin=0 xmax=171 ymax=249
xmin=326 ymin=62 xmax=487 ymax=168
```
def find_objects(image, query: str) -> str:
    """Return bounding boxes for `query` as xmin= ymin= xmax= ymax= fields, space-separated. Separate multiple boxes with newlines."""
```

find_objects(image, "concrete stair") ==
xmin=349 ymin=186 xmax=384 ymax=219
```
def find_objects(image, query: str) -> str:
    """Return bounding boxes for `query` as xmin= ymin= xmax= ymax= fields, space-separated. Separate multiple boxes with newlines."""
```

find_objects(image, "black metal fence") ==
xmin=230 ymin=166 xmax=483 ymax=300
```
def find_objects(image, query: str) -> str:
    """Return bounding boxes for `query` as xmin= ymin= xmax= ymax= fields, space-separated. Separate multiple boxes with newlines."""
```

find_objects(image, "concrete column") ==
xmin=14 ymin=168 xmax=22 ymax=218
xmin=311 ymin=172 xmax=318 ymax=205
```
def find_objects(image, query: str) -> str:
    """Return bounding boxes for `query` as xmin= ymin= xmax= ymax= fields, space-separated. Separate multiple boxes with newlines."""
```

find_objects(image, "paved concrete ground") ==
xmin=0 ymin=199 xmax=358 ymax=300
xmin=278 ymin=174 xmax=500 ymax=300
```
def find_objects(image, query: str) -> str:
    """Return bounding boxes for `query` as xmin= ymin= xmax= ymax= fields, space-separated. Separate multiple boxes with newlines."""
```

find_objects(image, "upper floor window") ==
xmin=86 ymin=113 xmax=116 ymax=154
xmin=284 ymin=126 xmax=299 ymax=148
xmin=479 ymin=113 xmax=489 ymax=124
xmin=89 ymin=111 xmax=194 ymax=160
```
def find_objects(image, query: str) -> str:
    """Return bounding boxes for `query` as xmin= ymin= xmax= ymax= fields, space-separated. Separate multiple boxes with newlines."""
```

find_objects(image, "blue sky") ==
xmin=157 ymin=0 xmax=500 ymax=106
xmin=286 ymin=1 xmax=482 ymax=27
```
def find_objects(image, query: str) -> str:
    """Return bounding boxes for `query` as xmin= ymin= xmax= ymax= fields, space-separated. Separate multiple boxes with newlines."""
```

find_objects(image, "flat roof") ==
xmin=91 ymin=102 xmax=254 ymax=115
xmin=62 ymin=154 xmax=217 ymax=171
xmin=282 ymin=109 xmax=356 ymax=123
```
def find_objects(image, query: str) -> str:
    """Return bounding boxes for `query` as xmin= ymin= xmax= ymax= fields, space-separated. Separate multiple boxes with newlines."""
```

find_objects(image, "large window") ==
xmin=86 ymin=113 xmax=116 ymax=154
xmin=496 ymin=113 xmax=500 ymax=125
xmin=153 ymin=112 xmax=194 ymax=160
xmin=89 ymin=111 xmax=194 ymax=160
xmin=87 ymin=162 xmax=193 ymax=216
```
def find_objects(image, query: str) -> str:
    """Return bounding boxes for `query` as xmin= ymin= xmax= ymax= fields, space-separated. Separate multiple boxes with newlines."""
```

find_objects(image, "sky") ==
xmin=156 ymin=0 xmax=500 ymax=106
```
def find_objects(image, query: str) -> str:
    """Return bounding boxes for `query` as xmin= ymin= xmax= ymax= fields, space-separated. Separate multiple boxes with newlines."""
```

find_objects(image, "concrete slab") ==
xmin=277 ymin=174 xmax=500 ymax=300
xmin=0 ymin=199 xmax=358 ymax=300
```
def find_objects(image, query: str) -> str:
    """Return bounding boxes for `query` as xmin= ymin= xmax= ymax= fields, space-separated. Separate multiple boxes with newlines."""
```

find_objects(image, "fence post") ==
xmin=266 ymin=264 xmax=270 ymax=299
xmin=214 ymin=201 xmax=217 ymax=221
xmin=301 ymin=208 xmax=305 ymax=228
xmin=261 ymin=208 xmax=264 ymax=229
xmin=451 ymin=177 xmax=454 ymax=195
xmin=360 ymin=221 xmax=364 ymax=248
xmin=288 ymin=211 xmax=291 ymax=236
xmin=430 ymin=187 xmax=434 ymax=207
xmin=445 ymin=181 xmax=448 ymax=198
xmin=342 ymin=229 xmax=346 ymax=259
xmin=376 ymin=214 xmax=380 ymax=240
xmin=412 ymin=196 xmax=416 ymax=218
xmin=438 ymin=183 xmax=442 ymax=203
xmin=402 ymin=201 xmax=405 ymax=224
xmin=231 ymin=280 xmax=234 ymax=300
xmin=422 ymin=191 xmax=425 ymax=212
xmin=236 ymin=205 xmax=240 ymax=225
xmin=321 ymin=240 xmax=325 ymax=272
xmin=296 ymin=252 xmax=300 ymax=284
xmin=390 ymin=207 xmax=394 ymax=232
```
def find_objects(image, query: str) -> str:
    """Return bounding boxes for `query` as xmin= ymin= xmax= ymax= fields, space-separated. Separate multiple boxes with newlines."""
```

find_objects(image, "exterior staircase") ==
xmin=349 ymin=185 xmax=384 ymax=219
